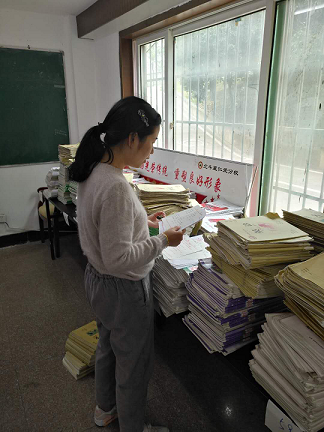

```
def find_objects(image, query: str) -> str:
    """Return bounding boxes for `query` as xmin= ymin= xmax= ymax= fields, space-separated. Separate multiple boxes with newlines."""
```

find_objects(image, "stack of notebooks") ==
xmin=250 ymin=313 xmax=324 ymax=432
xmin=45 ymin=167 xmax=60 ymax=198
xmin=57 ymin=144 xmax=79 ymax=204
xmin=205 ymin=237 xmax=284 ymax=299
xmin=274 ymin=253 xmax=324 ymax=339
xmin=207 ymin=214 xmax=314 ymax=269
xmin=283 ymin=208 xmax=324 ymax=253
xmin=136 ymin=184 xmax=191 ymax=216
xmin=68 ymin=180 xmax=78 ymax=206
xmin=153 ymin=235 xmax=211 ymax=317
xmin=58 ymin=143 xmax=79 ymax=166
xmin=183 ymin=259 xmax=284 ymax=355
xmin=63 ymin=321 xmax=98 ymax=380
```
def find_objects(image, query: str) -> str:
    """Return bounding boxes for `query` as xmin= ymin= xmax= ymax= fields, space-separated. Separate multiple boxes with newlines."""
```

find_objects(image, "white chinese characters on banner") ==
xmin=135 ymin=148 xmax=254 ymax=207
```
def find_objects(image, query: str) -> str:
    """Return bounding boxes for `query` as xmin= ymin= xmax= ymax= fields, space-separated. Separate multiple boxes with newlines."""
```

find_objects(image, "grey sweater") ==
xmin=77 ymin=163 xmax=168 ymax=280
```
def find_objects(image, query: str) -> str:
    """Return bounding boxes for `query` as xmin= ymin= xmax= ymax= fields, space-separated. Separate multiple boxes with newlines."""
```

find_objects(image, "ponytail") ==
xmin=69 ymin=125 xmax=106 ymax=182
xmin=69 ymin=96 xmax=161 ymax=182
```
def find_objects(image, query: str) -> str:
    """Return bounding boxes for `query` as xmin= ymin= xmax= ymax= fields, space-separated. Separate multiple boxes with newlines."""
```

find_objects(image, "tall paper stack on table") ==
xmin=208 ymin=214 xmax=314 ymax=269
xmin=205 ymin=235 xmax=285 ymax=299
xmin=153 ymin=235 xmax=211 ymax=317
xmin=63 ymin=321 xmax=98 ymax=380
xmin=283 ymin=208 xmax=324 ymax=253
xmin=136 ymin=183 xmax=191 ymax=216
xmin=57 ymin=143 xmax=79 ymax=205
xmin=183 ymin=259 xmax=285 ymax=355
xmin=249 ymin=313 xmax=324 ymax=432
xmin=274 ymin=253 xmax=324 ymax=340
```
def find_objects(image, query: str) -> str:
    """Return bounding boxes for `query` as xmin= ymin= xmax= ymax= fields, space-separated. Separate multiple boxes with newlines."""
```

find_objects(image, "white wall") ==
xmin=92 ymin=0 xmax=187 ymax=129
xmin=0 ymin=8 xmax=97 ymax=236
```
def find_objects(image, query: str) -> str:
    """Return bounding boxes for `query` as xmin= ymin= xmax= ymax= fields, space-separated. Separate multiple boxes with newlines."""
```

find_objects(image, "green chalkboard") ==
xmin=0 ymin=48 xmax=69 ymax=166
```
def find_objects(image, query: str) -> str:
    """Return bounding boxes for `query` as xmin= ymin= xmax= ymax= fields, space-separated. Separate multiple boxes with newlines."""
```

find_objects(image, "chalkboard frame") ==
xmin=0 ymin=46 xmax=70 ymax=166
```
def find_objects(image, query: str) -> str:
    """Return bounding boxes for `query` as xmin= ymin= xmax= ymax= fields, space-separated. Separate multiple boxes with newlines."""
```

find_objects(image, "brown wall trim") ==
xmin=119 ymin=38 xmax=134 ymax=98
xmin=120 ymin=0 xmax=236 ymax=39
xmin=77 ymin=0 xmax=150 ymax=38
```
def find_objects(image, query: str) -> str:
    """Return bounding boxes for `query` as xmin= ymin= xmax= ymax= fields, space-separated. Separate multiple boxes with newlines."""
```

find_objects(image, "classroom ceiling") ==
xmin=0 ymin=0 xmax=98 ymax=16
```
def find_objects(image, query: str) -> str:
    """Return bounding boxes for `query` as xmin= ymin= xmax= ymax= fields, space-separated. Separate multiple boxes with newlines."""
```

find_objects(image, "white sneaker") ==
xmin=143 ymin=424 xmax=169 ymax=432
xmin=94 ymin=405 xmax=118 ymax=427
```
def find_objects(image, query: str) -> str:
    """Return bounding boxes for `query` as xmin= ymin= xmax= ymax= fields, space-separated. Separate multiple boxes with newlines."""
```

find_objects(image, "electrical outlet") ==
xmin=0 ymin=214 xmax=7 ymax=223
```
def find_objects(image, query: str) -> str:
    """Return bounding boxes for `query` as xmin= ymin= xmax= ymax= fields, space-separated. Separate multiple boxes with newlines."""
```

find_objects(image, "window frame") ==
xmin=134 ymin=0 xmax=279 ymax=215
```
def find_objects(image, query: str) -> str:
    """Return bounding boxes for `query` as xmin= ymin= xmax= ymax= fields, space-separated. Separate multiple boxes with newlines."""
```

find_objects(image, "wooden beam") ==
xmin=77 ymin=0 xmax=150 ymax=38
xmin=119 ymin=38 xmax=134 ymax=98
xmin=120 ymin=0 xmax=236 ymax=39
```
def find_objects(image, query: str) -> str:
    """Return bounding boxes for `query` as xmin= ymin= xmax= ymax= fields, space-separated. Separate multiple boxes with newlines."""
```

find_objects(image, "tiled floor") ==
xmin=0 ymin=234 xmax=270 ymax=432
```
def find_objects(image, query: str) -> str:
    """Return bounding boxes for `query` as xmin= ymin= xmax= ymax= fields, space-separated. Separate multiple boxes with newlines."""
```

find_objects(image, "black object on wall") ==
xmin=0 ymin=48 xmax=69 ymax=166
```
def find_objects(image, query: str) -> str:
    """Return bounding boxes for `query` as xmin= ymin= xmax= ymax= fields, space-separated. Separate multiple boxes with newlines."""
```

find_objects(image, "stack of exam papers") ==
xmin=68 ymin=180 xmax=78 ymax=206
xmin=205 ymin=236 xmax=284 ymax=298
xmin=206 ymin=214 xmax=313 ymax=269
xmin=183 ymin=259 xmax=284 ymax=355
xmin=153 ymin=235 xmax=211 ymax=317
xmin=274 ymin=253 xmax=324 ymax=340
xmin=250 ymin=313 xmax=324 ymax=432
xmin=58 ymin=143 xmax=79 ymax=166
xmin=136 ymin=184 xmax=191 ymax=216
xmin=283 ymin=208 xmax=324 ymax=253
xmin=63 ymin=321 xmax=98 ymax=380
xmin=200 ymin=199 xmax=242 ymax=233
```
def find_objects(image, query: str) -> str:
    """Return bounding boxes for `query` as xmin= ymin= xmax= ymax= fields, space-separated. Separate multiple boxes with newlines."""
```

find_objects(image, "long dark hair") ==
xmin=69 ymin=96 xmax=161 ymax=182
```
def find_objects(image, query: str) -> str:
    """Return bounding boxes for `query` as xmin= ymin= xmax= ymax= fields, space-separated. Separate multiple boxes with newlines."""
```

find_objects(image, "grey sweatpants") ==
xmin=84 ymin=263 xmax=154 ymax=432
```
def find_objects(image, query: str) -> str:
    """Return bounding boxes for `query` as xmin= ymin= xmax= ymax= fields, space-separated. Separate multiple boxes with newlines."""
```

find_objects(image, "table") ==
xmin=44 ymin=194 xmax=77 ymax=260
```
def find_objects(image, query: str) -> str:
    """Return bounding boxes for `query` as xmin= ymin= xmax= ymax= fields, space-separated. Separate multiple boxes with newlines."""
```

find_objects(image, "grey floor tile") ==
xmin=16 ymin=355 xmax=96 ymax=431
xmin=5 ymin=299 xmax=95 ymax=367
xmin=0 ymin=365 xmax=29 ymax=431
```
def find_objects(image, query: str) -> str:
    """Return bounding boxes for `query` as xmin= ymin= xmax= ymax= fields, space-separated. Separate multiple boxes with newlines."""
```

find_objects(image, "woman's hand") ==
xmin=164 ymin=226 xmax=186 ymax=247
xmin=148 ymin=211 xmax=166 ymax=229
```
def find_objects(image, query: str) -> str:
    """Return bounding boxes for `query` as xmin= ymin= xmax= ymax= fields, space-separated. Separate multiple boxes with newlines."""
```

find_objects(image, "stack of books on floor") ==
xmin=183 ymin=259 xmax=284 ymax=355
xmin=136 ymin=184 xmax=191 ymax=216
xmin=68 ymin=180 xmax=78 ymax=206
xmin=63 ymin=321 xmax=98 ymax=380
xmin=274 ymin=253 xmax=324 ymax=339
xmin=283 ymin=208 xmax=324 ymax=253
xmin=249 ymin=313 xmax=324 ymax=432
xmin=153 ymin=235 xmax=210 ymax=317
xmin=57 ymin=144 xmax=79 ymax=205
xmin=207 ymin=214 xmax=314 ymax=269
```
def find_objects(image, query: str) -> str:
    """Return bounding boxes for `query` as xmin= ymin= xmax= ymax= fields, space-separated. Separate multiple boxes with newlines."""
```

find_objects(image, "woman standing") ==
xmin=69 ymin=97 xmax=185 ymax=432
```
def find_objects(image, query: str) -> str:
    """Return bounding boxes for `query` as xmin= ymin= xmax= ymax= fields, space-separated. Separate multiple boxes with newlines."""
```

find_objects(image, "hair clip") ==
xmin=138 ymin=109 xmax=149 ymax=127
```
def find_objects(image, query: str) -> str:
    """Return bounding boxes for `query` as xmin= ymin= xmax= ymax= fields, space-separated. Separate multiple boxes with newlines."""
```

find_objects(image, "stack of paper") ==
xmin=136 ymin=184 xmax=191 ymax=216
xmin=63 ymin=321 xmax=98 ymax=380
xmin=68 ymin=180 xmax=78 ymax=206
xmin=205 ymin=237 xmax=284 ymax=298
xmin=250 ymin=313 xmax=324 ymax=432
xmin=274 ymin=253 xmax=324 ymax=340
xmin=183 ymin=260 xmax=285 ymax=355
xmin=202 ymin=198 xmax=244 ymax=217
xmin=283 ymin=208 xmax=324 ymax=253
xmin=58 ymin=143 xmax=79 ymax=165
xmin=45 ymin=167 xmax=60 ymax=198
xmin=207 ymin=214 xmax=313 ymax=269
xmin=153 ymin=235 xmax=210 ymax=317
xmin=57 ymin=144 xmax=79 ymax=204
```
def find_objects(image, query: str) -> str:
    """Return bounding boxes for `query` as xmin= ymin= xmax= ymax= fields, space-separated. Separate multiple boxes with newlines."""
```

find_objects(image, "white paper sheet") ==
xmin=159 ymin=206 xmax=206 ymax=233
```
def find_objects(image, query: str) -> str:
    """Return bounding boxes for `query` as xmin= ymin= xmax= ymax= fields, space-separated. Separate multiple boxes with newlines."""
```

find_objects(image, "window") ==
xmin=261 ymin=0 xmax=324 ymax=214
xmin=174 ymin=12 xmax=265 ymax=162
xmin=135 ymin=4 xmax=266 ymax=164
xmin=139 ymin=39 xmax=165 ymax=148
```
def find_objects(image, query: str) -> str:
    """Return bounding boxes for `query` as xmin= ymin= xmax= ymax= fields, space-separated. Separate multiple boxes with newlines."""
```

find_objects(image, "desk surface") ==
xmin=49 ymin=198 xmax=76 ymax=219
